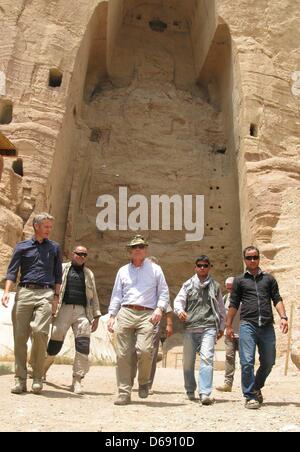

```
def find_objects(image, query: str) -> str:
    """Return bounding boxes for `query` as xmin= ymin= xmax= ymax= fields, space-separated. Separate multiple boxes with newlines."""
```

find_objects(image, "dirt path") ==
xmin=0 ymin=361 xmax=299 ymax=432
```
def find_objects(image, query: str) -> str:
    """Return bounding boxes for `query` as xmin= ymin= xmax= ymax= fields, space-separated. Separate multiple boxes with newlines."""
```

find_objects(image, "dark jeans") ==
xmin=239 ymin=322 xmax=276 ymax=401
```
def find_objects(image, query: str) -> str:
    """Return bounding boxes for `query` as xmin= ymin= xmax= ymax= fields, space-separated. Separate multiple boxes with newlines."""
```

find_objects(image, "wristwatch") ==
xmin=281 ymin=316 xmax=288 ymax=321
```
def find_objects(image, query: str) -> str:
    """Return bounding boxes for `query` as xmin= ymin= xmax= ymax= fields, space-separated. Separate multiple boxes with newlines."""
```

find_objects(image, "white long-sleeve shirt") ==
xmin=108 ymin=259 xmax=170 ymax=317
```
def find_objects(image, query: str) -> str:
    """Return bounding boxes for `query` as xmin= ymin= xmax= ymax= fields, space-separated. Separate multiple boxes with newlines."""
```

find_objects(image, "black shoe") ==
xmin=187 ymin=392 xmax=196 ymax=401
xmin=254 ymin=389 xmax=263 ymax=404
xmin=138 ymin=384 xmax=149 ymax=399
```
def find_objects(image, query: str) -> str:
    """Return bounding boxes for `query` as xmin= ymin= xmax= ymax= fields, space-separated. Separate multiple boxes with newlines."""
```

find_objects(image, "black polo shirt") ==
xmin=230 ymin=270 xmax=282 ymax=327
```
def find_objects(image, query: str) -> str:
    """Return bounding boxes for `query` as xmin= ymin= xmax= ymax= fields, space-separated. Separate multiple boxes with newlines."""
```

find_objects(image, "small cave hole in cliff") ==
xmin=149 ymin=19 xmax=168 ymax=33
xmin=0 ymin=100 xmax=13 ymax=124
xmin=12 ymin=158 xmax=23 ymax=177
xmin=250 ymin=123 xmax=258 ymax=137
xmin=49 ymin=68 xmax=63 ymax=88
xmin=215 ymin=147 xmax=227 ymax=155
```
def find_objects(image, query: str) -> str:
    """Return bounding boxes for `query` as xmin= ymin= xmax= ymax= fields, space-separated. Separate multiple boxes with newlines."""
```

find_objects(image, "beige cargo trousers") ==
xmin=48 ymin=304 xmax=91 ymax=378
xmin=115 ymin=307 xmax=154 ymax=396
xmin=12 ymin=286 xmax=54 ymax=380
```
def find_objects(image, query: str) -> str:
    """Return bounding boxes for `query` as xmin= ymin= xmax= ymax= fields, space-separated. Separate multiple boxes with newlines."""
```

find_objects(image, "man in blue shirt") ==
xmin=1 ymin=212 xmax=62 ymax=395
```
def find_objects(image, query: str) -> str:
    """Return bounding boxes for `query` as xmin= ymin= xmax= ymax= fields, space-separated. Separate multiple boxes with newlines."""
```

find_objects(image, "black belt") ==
xmin=19 ymin=283 xmax=54 ymax=290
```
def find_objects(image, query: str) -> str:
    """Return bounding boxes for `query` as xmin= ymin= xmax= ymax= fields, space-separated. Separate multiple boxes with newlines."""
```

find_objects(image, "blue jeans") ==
xmin=183 ymin=329 xmax=216 ymax=397
xmin=239 ymin=322 xmax=276 ymax=400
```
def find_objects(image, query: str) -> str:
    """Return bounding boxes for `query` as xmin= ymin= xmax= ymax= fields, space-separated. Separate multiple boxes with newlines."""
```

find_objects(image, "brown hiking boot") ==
xmin=114 ymin=394 xmax=131 ymax=406
xmin=11 ymin=378 xmax=27 ymax=394
xmin=216 ymin=384 xmax=232 ymax=392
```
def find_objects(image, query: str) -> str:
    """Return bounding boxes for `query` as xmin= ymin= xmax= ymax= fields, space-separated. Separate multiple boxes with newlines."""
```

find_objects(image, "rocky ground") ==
xmin=0 ymin=360 xmax=299 ymax=433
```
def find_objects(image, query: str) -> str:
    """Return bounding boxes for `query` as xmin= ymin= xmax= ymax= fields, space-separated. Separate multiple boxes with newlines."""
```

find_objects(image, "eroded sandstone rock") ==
xmin=0 ymin=1 xmax=299 ymax=360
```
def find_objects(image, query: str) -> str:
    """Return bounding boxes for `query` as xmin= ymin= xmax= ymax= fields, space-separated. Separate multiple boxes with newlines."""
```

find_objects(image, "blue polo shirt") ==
xmin=6 ymin=238 xmax=62 ymax=286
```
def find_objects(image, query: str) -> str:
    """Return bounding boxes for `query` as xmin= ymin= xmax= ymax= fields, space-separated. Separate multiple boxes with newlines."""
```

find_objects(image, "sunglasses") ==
xmin=245 ymin=256 xmax=259 ymax=261
xmin=196 ymin=264 xmax=209 ymax=269
xmin=74 ymin=252 xmax=88 ymax=257
xmin=131 ymin=245 xmax=146 ymax=250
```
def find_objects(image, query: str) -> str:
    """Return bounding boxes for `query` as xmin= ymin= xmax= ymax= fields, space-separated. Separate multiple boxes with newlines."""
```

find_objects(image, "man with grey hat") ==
xmin=108 ymin=235 xmax=169 ymax=406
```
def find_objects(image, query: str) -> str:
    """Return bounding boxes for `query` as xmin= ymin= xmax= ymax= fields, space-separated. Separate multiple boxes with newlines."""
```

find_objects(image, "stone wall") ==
xmin=0 ymin=0 xmax=299 ymax=361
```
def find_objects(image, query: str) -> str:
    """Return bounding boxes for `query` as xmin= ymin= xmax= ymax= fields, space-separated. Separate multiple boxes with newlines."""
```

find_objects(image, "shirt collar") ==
xmin=245 ymin=267 xmax=263 ymax=277
xmin=130 ymin=259 xmax=147 ymax=269
xmin=194 ymin=274 xmax=211 ymax=288
xmin=72 ymin=263 xmax=85 ymax=270
xmin=31 ymin=236 xmax=49 ymax=245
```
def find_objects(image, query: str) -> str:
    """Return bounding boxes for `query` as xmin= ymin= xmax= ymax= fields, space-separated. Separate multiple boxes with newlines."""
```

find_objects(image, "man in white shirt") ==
xmin=108 ymin=235 xmax=169 ymax=406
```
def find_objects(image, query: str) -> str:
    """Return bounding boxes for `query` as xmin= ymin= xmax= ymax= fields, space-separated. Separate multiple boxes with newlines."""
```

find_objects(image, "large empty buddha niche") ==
xmin=59 ymin=0 xmax=243 ymax=309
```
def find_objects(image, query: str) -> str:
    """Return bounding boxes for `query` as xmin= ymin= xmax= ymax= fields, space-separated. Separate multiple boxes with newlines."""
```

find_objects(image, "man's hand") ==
xmin=1 ymin=293 xmax=10 ymax=308
xmin=226 ymin=326 xmax=235 ymax=340
xmin=217 ymin=330 xmax=224 ymax=341
xmin=178 ymin=311 xmax=188 ymax=322
xmin=51 ymin=299 xmax=58 ymax=316
xmin=166 ymin=324 xmax=173 ymax=337
xmin=151 ymin=308 xmax=163 ymax=324
xmin=280 ymin=318 xmax=288 ymax=334
xmin=91 ymin=317 xmax=99 ymax=333
xmin=108 ymin=316 xmax=116 ymax=333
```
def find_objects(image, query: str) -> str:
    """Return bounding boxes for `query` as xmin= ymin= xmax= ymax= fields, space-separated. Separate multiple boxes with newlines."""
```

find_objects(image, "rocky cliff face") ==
xmin=0 ymin=0 xmax=299 ymax=362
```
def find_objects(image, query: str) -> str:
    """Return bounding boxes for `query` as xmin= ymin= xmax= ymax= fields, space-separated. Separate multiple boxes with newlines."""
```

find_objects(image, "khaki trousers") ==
xmin=12 ymin=287 xmax=53 ymax=380
xmin=115 ymin=307 xmax=154 ymax=396
xmin=149 ymin=322 xmax=161 ymax=389
xmin=50 ymin=304 xmax=91 ymax=378
xmin=224 ymin=336 xmax=239 ymax=386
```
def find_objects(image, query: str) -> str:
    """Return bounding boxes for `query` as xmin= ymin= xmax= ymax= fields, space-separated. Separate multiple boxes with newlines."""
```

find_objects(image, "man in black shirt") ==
xmin=1 ymin=212 xmax=62 ymax=395
xmin=44 ymin=245 xmax=101 ymax=394
xmin=226 ymin=246 xmax=288 ymax=409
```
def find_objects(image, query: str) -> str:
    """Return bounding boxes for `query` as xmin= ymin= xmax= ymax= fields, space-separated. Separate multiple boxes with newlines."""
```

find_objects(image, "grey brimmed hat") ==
xmin=127 ymin=234 xmax=149 ymax=248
